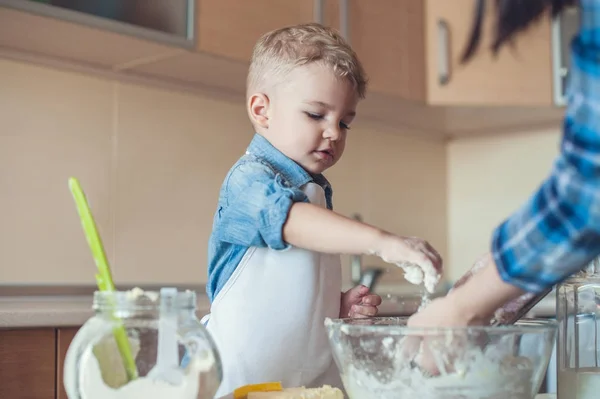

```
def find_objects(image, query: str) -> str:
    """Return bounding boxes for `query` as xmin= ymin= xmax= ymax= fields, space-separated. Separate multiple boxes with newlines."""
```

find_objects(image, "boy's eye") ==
xmin=306 ymin=112 xmax=351 ymax=130
xmin=306 ymin=112 xmax=324 ymax=120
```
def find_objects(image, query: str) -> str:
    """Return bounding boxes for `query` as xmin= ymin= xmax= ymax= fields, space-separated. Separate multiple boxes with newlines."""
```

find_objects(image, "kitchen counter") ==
xmin=0 ymin=295 xmax=212 ymax=328
xmin=0 ymin=285 xmax=211 ymax=328
xmin=0 ymin=284 xmax=557 ymax=328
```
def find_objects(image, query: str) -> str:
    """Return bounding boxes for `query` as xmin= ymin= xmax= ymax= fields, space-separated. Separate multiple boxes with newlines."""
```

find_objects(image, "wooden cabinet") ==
xmin=0 ymin=329 xmax=56 ymax=399
xmin=196 ymin=0 xmax=317 ymax=62
xmin=0 ymin=0 xmax=568 ymax=134
xmin=342 ymin=0 xmax=428 ymax=102
xmin=190 ymin=0 xmax=563 ymax=107
xmin=56 ymin=328 xmax=79 ymax=399
xmin=347 ymin=0 xmax=554 ymax=106
xmin=0 ymin=327 xmax=81 ymax=399
xmin=425 ymin=0 xmax=553 ymax=106
xmin=194 ymin=0 xmax=556 ymax=105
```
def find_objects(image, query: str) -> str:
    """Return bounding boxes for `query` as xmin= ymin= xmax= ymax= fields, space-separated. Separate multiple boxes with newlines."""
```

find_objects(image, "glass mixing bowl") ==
xmin=325 ymin=317 xmax=557 ymax=399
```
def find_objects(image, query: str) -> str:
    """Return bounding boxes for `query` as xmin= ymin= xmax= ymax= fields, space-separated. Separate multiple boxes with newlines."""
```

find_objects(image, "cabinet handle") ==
xmin=340 ymin=0 xmax=350 ymax=43
xmin=438 ymin=19 xmax=451 ymax=86
xmin=314 ymin=0 xmax=324 ymax=24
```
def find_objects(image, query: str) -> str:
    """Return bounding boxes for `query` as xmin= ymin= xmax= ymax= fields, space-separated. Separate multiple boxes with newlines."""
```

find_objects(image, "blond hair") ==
xmin=247 ymin=23 xmax=367 ymax=99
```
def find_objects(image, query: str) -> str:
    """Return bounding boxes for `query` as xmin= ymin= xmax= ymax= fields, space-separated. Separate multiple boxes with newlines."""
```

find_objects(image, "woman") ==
xmin=409 ymin=0 xmax=600 ymax=328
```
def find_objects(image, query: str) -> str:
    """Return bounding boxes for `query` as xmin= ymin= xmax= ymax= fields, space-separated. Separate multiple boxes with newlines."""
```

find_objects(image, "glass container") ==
xmin=63 ymin=288 xmax=222 ymax=399
xmin=556 ymin=259 xmax=600 ymax=399
xmin=326 ymin=317 xmax=557 ymax=399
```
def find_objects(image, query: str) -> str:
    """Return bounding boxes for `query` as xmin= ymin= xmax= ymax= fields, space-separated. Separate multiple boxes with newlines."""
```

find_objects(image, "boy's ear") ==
xmin=248 ymin=93 xmax=270 ymax=129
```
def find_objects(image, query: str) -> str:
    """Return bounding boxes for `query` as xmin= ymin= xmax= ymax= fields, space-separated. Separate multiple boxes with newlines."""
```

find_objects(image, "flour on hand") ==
xmin=395 ymin=261 xmax=440 ymax=294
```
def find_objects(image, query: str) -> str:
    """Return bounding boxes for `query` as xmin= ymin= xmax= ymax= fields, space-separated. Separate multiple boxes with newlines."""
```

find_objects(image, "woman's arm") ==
xmin=491 ymin=0 xmax=600 ymax=293
xmin=410 ymin=0 xmax=600 ymax=327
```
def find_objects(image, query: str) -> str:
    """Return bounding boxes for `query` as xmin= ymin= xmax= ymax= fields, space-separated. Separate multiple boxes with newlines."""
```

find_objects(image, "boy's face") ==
xmin=261 ymin=63 xmax=359 ymax=175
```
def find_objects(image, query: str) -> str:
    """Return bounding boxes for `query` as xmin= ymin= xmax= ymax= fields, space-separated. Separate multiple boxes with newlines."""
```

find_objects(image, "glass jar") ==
xmin=63 ymin=288 xmax=222 ymax=399
xmin=556 ymin=259 xmax=600 ymax=399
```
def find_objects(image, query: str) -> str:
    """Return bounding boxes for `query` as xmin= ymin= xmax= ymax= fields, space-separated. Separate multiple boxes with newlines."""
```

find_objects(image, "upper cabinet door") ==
xmin=344 ymin=0 xmax=429 ymax=102
xmin=424 ymin=0 xmax=553 ymax=106
xmin=196 ymin=0 xmax=318 ymax=62
xmin=347 ymin=0 xmax=555 ymax=106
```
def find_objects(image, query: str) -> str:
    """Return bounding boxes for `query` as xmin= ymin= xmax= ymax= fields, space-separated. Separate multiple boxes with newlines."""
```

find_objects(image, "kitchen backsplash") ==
xmin=446 ymin=128 xmax=561 ymax=281
xmin=0 ymin=58 xmax=447 ymax=288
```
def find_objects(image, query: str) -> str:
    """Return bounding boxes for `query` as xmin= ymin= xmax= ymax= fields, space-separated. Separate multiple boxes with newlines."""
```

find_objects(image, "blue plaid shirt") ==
xmin=492 ymin=0 xmax=600 ymax=293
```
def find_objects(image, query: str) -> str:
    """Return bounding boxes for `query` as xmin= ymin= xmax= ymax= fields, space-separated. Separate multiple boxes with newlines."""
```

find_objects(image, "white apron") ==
xmin=205 ymin=182 xmax=343 ymax=398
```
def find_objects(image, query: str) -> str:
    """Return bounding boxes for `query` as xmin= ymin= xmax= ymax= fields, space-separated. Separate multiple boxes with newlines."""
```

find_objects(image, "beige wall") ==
xmin=0 ymin=58 xmax=447 ymax=288
xmin=446 ymin=128 xmax=561 ymax=281
xmin=330 ymin=126 xmax=447 ymax=287
xmin=0 ymin=58 xmax=251 ymax=286
xmin=0 ymin=56 xmax=565 ymax=289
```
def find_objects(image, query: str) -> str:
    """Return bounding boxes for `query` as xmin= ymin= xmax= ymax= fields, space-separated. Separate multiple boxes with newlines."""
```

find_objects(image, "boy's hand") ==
xmin=283 ymin=204 xmax=442 ymax=293
xmin=374 ymin=234 xmax=443 ymax=293
xmin=340 ymin=285 xmax=382 ymax=318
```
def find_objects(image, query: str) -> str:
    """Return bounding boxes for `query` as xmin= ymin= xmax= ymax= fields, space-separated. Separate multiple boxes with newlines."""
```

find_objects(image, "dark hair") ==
xmin=461 ymin=0 xmax=577 ymax=63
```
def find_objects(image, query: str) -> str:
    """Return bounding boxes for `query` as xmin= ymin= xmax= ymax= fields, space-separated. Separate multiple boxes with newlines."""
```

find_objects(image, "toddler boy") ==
xmin=204 ymin=23 xmax=443 ymax=397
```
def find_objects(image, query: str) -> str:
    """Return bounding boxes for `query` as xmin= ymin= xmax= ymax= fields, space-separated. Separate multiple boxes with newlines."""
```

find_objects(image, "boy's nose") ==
xmin=324 ymin=126 xmax=342 ymax=141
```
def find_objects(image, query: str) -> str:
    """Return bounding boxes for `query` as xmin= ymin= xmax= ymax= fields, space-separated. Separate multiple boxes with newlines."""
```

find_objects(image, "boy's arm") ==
xmin=283 ymin=202 xmax=384 ymax=256
xmin=216 ymin=160 xmax=387 ymax=254
xmin=215 ymin=160 xmax=442 ymax=284
xmin=283 ymin=202 xmax=443 ymax=276
xmin=213 ymin=160 xmax=309 ymax=250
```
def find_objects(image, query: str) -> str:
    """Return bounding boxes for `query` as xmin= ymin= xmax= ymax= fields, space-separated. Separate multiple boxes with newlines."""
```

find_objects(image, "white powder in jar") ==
xmin=77 ymin=346 xmax=216 ymax=399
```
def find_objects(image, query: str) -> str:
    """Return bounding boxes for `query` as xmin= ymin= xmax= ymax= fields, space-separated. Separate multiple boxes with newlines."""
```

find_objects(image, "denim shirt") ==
xmin=206 ymin=134 xmax=334 ymax=302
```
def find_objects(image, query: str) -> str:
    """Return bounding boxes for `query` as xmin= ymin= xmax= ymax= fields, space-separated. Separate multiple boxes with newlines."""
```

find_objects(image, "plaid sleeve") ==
xmin=492 ymin=0 xmax=600 ymax=293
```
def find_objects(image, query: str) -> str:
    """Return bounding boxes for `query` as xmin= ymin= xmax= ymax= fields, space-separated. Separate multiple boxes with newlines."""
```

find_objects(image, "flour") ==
xmin=340 ymin=351 xmax=534 ymax=399
xmin=395 ymin=261 xmax=440 ymax=294
xmin=341 ymin=362 xmax=533 ymax=399
xmin=126 ymin=287 xmax=159 ymax=302
xmin=369 ymin=248 xmax=440 ymax=294
xmin=77 ymin=345 xmax=216 ymax=399
xmin=329 ymin=324 xmax=536 ymax=399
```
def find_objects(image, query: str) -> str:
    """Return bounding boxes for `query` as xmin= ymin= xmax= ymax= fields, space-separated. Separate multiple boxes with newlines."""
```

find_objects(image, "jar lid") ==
xmin=92 ymin=287 xmax=197 ymax=312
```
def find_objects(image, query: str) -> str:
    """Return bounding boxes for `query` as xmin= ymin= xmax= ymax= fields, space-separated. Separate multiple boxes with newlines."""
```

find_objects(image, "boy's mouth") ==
xmin=315 ymin=149 xmax=334 ymax=161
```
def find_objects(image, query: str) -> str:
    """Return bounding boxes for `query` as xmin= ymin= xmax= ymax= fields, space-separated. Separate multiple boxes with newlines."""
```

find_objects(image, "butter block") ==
xmin=248 ymin=385 xmax=343 ymax=399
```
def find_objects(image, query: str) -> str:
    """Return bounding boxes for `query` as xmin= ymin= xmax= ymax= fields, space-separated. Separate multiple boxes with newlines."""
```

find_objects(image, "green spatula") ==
xmin=68 ymin=177 xmax=138 ymax=382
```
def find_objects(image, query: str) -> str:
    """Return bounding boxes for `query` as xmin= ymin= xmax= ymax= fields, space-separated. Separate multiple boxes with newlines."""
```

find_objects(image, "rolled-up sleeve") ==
xmin=492 ymin=1 xmax=600 ymax=293
xmin=213 ymin=161 xmax=309 ymax=250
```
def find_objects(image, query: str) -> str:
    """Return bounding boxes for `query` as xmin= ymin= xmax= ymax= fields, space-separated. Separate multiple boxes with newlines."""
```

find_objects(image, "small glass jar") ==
xmin=63 ymin=288 xmax=222 ymax=399
xmin=556 ymin=259 xmax=600 ymax=399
